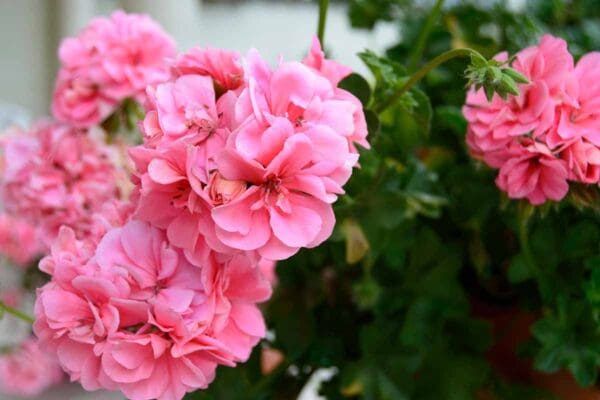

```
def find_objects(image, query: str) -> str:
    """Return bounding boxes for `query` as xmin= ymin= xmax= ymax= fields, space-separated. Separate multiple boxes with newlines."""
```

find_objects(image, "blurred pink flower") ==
xmin=0 ymin=337 xmax=63 ymax=398
xmin=0 ymin=121 xmax=125 ymax=248
xmin=0 ymin=213 xmax=43 ymax=267
xmin=559 ymin=138 xmax=600 ymax=184
xmin=554 ymin=52 xmax=600 ymax=145
xmin=34 ymin=221 xmax=271 ymax=400
xmin=52 ymin=10 xmax=176 ymax=127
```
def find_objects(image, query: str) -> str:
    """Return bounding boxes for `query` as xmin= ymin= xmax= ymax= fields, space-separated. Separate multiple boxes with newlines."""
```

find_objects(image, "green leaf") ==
xmin=435 ymin=106 xmax=467 ymax=137
xmin=353 ymin=278 xmax=381 ymax=310
xmin=358 ymin=50 xmax=410 ymax=110
xmin=358 ymin=50 xmax=408 ymax=85
xmin=568 ymin=356 xmax=599 ymax=387
xmin=339 ymin=73 xmax=372 ymax=106
xmin=365 ymin=109 xmax=381 ymax=137
xmin=508 ymin=253 xmax=532 ymax=283
xmin=503 ymin=67 xmax=530 ymax=84
xmin=406 ymin=87 xmax=432 ymax=137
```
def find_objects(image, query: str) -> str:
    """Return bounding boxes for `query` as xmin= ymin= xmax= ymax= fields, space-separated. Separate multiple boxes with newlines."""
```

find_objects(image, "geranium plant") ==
xmin=0 ymin=1 xmax=598 ymax=399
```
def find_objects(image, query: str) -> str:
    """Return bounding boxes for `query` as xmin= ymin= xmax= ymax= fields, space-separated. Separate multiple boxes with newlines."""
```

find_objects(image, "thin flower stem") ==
xmin=375 ymin=47 xmax=484 ymax=113
xmin=317 ymin=0 xmax=330 ymax=45
xmin=408 ymin=0 xmax=445 ymax=72
xmin=0 ymin=301 xmax=34 ymax=324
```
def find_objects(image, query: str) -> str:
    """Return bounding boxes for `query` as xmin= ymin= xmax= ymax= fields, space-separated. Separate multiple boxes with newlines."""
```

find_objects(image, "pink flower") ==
xmin=0 ymin=337 xmax=63 ymax=398
xmin=0 ymin=213 xmax=43 ymax=267
xmin=258 ymin=258 xmax=277 ymax=287
xmin=512 ymin=34 xmax=575 ymax=100
xmin=463 ymin=36 xmax=574 ymax=153
xmin=496 ymin=141 xmax=569 ymax=205
xmin=131 ymin=42 xmax=368 ymax=260
xmin=142 ymin=74 xmax=231 ymax=154
xmin=34 ymin=221 xmax=271 ymax=400
xmin=213 ymin=123 xmax=336 ymax=259
xmin=52 ymin=11 xmax=176 ymax=127
xmin=0 ymin=121 xmax=125 ymax=248
xmin=303 ymin=36 xmax=352 ymax=86
xmin=553 ymin=52 xmax=600 ymax=145
xmin=559 ymin=138 xmax=600 ymax=183
xmin=174 ymin=48 xmax=244 ymax=92
xmin=462 ymin=34 xmax=600 ymax=204
xmin=237 ymin=48 xmax=369 ymax=158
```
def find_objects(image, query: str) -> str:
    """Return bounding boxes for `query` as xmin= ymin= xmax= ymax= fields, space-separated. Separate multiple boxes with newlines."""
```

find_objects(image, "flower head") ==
xmin=463 ymin=34 xmax=600 ymax=204
xmin=0 ymin=213 xmax=43 ymax=267
xmin=52 ymin=11 xmax=176 ymax=127
xmin=0 ymin=337 xmax=63 ymax=398
xmin=131 ymin=39 xmax=368 ymax=260
xmin=0 ymin=121 xmax=125 ymax=247
xmin=34 ymin=221 xmax=271 ymax=400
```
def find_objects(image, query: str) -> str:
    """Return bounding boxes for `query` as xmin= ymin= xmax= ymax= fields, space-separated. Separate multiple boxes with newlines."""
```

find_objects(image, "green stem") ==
xmin=0 ymin=302 xmax=34 ymax=324
xmin=408 ymin=0 xmax=445 ymax=72
xmin=375 ymin=47 xmax=484 ymax=113
xmin=317 ymin=0 xmax=330 ymax=45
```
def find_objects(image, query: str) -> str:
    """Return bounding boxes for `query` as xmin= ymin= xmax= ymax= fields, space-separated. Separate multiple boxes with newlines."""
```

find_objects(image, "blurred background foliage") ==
xmin=187 ymin=1 xmax=600 ymax=398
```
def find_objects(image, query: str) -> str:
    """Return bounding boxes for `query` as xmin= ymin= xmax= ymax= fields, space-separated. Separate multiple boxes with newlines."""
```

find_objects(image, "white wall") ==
xmin=0 ymin=0 xmax=396 ymax=118
xmin=0 ymin=1 xmax=54 ymax=117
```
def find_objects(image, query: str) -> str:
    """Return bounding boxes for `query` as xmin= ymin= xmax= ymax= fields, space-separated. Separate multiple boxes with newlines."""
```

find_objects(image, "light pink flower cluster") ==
xmin=131 ymin=37 xmax=369 ymax=260
xmin=464 ymin=34 xmax=600 ymax=205
xmin=0 ymin=121 xmax=126 ymax=248
xmin=0 ymin=213 xmax=43 ymax=267
xmin=0 ymin=337 xmax=63 ymax=398
xmin=34 ymin=221 xmax=271 ymax=400
xmin=52 ymin=11 xmax=176 ymax=127
xmin=29 ymin=12 xmax=363 ymax=399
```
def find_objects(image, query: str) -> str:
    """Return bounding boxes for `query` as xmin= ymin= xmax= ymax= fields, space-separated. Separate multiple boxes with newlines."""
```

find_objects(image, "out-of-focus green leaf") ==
xmin=339 ymin=72 xmax=372 ymax=106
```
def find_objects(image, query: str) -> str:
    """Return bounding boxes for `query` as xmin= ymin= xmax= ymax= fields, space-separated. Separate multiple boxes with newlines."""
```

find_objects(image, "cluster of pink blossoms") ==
xmin=0 ymin=337 xmax=64 ymax=397
xmin=464 ymin=34 xmax=600 ymax=205
xmin=35 ymin=221 xmax=271 ymax=400
xmin=0 ymin=121 xmax=126 ymax=249
xmin=0 ymin=213 xmax=43 ymax=267
xmin=52 ymin=11 xmax=176 ymax=128
xmin=131 ymin=37 xmax=368 ymax=261
xmin=26 ymin=10 xmax=367 ymax=400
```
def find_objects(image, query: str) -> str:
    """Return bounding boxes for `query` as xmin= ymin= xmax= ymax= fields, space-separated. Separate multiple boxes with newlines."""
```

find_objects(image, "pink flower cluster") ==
xmin=35 ymin=221 xmax=271 ymax=400
xmin=0 ymin=337 xmax=63 ymax=398
xmin=0 ymin=213 xmax=43 ymax=267
xmin=27 ymin=12 xmax=366 ymax=400
xmin=464 ymin=34 xmax=600 ymax=205
xmin=131 ymin=37 xmax=368 ymax=260
xmin=0 ymin=121 xmax=126 ymax=249
xmin=52 ymin=11 xmax=176 ymax=127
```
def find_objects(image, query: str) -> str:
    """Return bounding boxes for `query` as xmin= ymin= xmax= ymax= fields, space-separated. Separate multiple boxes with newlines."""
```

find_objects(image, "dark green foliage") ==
xmin=190 ymin=1 xmax=600 ymax=398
